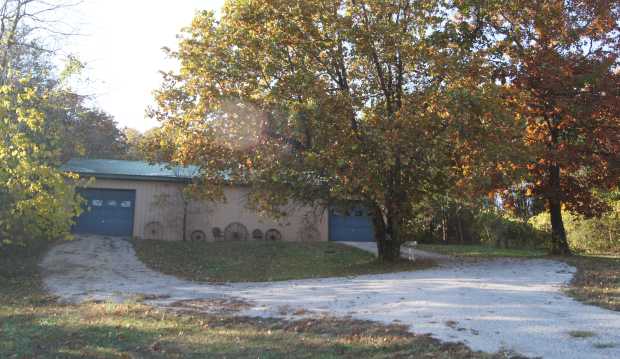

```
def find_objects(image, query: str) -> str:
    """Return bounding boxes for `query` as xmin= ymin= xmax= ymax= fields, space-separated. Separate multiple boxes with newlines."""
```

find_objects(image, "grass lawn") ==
xmin=0 ymin=241 xmax=508 ymax=358
xmin=134 ymin=240 xmax=432 ymax=283
xmin=418 ymin=243 xmax=620 ymax=311
xmin=417 ymin=244 xmax=547 ymax=258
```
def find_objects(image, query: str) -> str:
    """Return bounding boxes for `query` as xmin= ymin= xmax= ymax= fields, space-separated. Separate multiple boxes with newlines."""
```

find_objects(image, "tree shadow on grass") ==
xmin=1 ymin=312 xmax=170 ymax=358
xmin=2 ymin=309 xmax=521 ymax=359
xmin=161 ymin=314 xmax=519 ymax=359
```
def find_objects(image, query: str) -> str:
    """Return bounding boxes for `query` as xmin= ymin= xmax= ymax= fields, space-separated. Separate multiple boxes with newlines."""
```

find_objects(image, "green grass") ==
xmin=134 ymin=240 xmax=432 ymax=283
xmin=417 ymin=244 xmax=547 ymax=258
xmin=0 ymin=240 xmax=506 ymax=358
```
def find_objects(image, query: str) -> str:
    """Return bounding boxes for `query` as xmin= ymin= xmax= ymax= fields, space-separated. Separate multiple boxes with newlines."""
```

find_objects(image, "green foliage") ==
xmin=47 ymin=60 xmax=131 ymax=162
xmin=417 ymin=244 xmax=546 ymax=258
xmin=408 ymin=200 xmax=549 ymax=250
xmin=473 ymin=211 xmax=548 ymax=249
xmin=405 ymin=193 xmax=548 ymax=250
xmin=57 ymin=106 xmax=130 ymax=161
xmin=0 ymin=81 xmax=82 ymax=245
xmin=405 ymin=197 xmax=478 ymax=245
xmin=121 ymin=127 xmax=153 ymax=161
xmin=530 ymin=194 xmax=620 ymax=255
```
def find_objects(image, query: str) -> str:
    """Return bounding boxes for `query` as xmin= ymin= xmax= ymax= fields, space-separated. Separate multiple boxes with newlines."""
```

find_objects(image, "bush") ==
xmin=473 ymin=211 xmax=549 ymax=249
xmin=405 ymin=204 xmax=549 ymax=250
xmin=404 ymin=204 xmax=478 ymax=245
xmin=530 ymin=208 xmax=620 ymax=255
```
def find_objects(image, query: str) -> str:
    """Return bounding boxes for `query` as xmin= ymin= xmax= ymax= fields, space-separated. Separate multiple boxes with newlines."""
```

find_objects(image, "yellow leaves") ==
xmin=0 ymin=82 xmax=82 ymax=243
xmin=319 ymin=50 xmax=329 ymax=62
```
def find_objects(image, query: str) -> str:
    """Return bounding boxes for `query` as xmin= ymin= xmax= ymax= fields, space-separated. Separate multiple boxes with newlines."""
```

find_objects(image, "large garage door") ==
xmin=329 ymin=206 xmax=374 ymax=242
xmin=73 ymin=189 xmax=136 ymax=237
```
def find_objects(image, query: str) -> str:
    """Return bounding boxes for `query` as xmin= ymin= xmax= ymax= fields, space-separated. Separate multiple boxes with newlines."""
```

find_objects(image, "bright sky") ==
xmin=64 ymin=0 xmax=226 ymax=132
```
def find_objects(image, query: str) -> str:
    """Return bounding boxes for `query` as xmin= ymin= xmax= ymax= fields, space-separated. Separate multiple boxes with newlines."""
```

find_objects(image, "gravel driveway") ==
xmin=41 ymin=235 xmax=620 ymax=359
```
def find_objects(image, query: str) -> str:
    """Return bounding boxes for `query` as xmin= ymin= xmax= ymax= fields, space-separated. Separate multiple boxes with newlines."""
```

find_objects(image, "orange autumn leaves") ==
xmin=149 ymin=0 xmax=619 ymax=257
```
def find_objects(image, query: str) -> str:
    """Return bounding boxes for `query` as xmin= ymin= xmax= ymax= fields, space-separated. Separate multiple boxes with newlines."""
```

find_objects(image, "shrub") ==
xmin=473 ymin=211 xmax=549 ymax=249
xmin=530 ymin=207 xmax=620 ymax=255
xmin=405 ymin=205 xmax=549 ymax=250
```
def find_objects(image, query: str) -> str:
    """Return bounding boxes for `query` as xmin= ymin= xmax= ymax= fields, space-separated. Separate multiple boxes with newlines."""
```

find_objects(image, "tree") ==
xmin=58 ymin=106 xmax=129 ymax=161
xmin=1 ymin=0 xmax=77 ymax=86
xmin=458 ymin=0 xmax=620 ymax=254
xmin=0 ymin=80 xmax=82 ymax=245
xmin=10 ymin=55 xmax=131 ymax=163
xmin=169 ymin=166 xmax=200 ymax=242
xmin=122 ymin=127 xmax=145 ymax=160
xmin=1 ymin=1 xmax=129 ymax=163
xmin=0 ymin=0 xmax=103 ymax=246
xmin=151 ymin=0 xmax=513 ymax=260
xmin=122 ymin=127 xmax=171 ymax=161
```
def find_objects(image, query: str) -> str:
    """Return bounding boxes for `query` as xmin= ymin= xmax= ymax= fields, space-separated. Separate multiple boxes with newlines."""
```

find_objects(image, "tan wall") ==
xmin=87 ymin=178 xmax=328 ymax=242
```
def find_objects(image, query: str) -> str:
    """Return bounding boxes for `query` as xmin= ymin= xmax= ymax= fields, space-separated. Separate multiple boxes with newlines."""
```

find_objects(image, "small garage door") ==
xmin=73 ymin=188 xmax=136 ymax=237
xmin=329 ymin=206 xmax=374 ymax=242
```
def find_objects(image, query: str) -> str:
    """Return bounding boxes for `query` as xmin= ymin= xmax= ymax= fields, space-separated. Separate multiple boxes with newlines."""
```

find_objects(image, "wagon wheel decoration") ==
xmin=144 ymin=221 xmax=164 ymax=240
xmin=252 ymin=229 xmax=264 ymax=240
xmin=190 ymin=230 xmax=207 ymax=241
xmin=265 ymin=228 xmax=282 ymax=241
xmin=224 ymin=222 xmax=249 ymax=241
xmin=300 ymin=226 xmax=321 ymax=242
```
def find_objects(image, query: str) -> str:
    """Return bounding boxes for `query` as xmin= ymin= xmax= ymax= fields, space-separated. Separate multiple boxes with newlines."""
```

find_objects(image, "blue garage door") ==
xmin=329 ymin=206 xmax=374 ymax=242
xmin=73 ymin=189 xmax=136 ymax=237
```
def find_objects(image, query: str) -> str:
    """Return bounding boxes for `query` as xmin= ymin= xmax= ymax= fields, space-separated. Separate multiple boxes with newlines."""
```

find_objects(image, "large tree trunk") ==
xmin=548 ymin=164 xmax=571 ymax=255
xmin=378 ymin=235 xmax=401 ymax=261
xmin=549 ymin=199 xmax=570 ymax=255
xmin=371 ymin=204 xmax=401 ymax=262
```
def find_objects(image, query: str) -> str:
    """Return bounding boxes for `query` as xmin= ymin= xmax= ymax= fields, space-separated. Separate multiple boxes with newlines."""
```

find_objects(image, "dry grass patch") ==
xmin=562 ymin=255 xmax=620 ymax=311
xmin=165 ymin=297 xmax=253 ymax=315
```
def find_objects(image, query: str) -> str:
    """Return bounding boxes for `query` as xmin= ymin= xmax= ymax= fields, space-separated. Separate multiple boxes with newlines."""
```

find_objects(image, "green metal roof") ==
xmin=61 ymin=158 xmax=199 ymax=182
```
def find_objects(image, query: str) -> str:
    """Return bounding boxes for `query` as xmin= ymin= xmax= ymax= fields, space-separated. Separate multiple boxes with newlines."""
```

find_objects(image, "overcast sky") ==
xmin=63 ymin=0 xmax=225 ymax=132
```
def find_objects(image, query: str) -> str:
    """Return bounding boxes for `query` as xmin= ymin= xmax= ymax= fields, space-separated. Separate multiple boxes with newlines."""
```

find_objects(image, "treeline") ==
xmin=407 ymin=191 xmax=620 ymax=255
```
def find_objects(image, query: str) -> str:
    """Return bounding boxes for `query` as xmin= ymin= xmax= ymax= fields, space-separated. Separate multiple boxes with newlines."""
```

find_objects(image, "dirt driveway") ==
xmin=41 ymin=235 xmax=620 ymax=359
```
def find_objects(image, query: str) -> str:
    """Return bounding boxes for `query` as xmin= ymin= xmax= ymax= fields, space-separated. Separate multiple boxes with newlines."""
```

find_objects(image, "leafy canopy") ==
xmin=151 ymin=0 xmax=515 ymax=260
